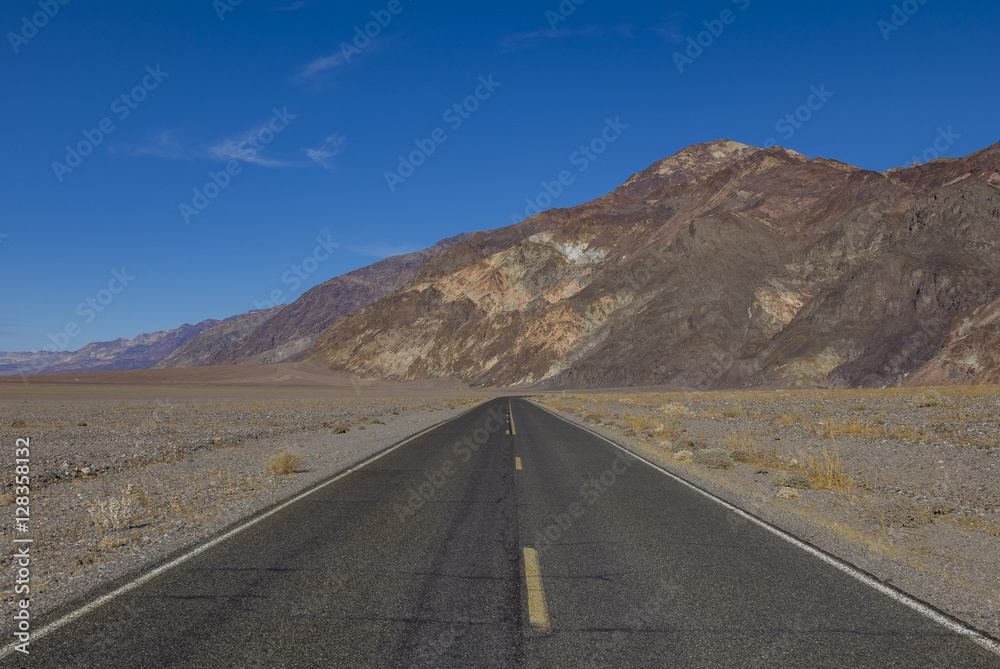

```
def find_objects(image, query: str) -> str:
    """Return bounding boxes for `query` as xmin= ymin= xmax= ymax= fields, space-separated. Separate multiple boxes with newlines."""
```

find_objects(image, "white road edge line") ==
xmin=0 ymin=402 xmax=486 ymax=660
xmin=530 ymin=400 xmax=1000 ymax=658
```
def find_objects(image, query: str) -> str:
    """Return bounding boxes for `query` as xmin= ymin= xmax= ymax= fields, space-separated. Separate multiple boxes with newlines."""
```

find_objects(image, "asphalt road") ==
xmin=9 ymin=399 xmax=1000 ymax=667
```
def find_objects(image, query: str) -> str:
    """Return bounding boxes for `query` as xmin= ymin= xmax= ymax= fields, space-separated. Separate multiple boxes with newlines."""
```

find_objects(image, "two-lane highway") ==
xmin=8 ymin=399 xmax=1000 ymax=667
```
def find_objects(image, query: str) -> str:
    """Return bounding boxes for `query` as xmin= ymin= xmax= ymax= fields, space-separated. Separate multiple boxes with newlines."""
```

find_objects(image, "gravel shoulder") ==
xmin=0 ymin=394 xmax=482 ymax=636
xmin=533 ymin=387 xmax=1000 ymax=641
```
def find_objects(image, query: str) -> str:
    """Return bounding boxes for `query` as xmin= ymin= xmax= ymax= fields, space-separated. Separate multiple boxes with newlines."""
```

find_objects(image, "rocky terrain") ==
xmin=306 ymin=139 xmax=1000 ymax=389
xmin=535 ymin=385 xmax=1000 ymax=639
xmin=156 ymin=233 xmax=477 ymax=368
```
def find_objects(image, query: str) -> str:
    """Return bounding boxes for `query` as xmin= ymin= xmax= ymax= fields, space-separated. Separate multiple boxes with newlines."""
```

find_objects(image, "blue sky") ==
xmin=1 ymin=0 xmax=998 ymax=353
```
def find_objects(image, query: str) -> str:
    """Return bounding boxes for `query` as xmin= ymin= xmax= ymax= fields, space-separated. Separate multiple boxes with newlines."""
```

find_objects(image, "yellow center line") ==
xmin=523 ymin=547 xmax=550 ymax=631
xmin=508 ymin=400 xmax=516 ymax=435
xmin=515 ymin=457 xmax=522 ymax=470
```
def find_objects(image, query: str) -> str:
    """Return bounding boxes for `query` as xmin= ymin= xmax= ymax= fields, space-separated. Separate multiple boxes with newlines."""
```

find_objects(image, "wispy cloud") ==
xmin=499 ymin=25 xmax=605 ymax=52
xmin=649 ymin=13 xmax=687 ymax=44
xmin=114 ymin=129 xmax=191 ymax=160
xmin=304 ymin=134 xmax=346 ymax=169
xmin=300 ymin=52 xmax=348 ymax=80
xmin=123 ymin=118 xmax=307 ymax=169
xmin=209 ymin=130 xmax=303 ymax=168
xmin=274 ymin=0 xmax=307 ymax=11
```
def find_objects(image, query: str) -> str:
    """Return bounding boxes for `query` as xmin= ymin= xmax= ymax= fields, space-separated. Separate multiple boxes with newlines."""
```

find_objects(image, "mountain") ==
xmin=151 ymin=309 xmax=284 ymax=369
xmin=154 ymin=233 xmax=477 ymax=369
xmin=304 ymin=139 xmax=1000 ymax=389
xmin=0 ymin=320 xmax=219 ymax=376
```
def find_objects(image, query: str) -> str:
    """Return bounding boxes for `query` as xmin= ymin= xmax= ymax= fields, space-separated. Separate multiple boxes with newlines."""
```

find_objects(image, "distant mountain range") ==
xmin=8 ymin=139 xmax=1000 ymax=388
xmin=0 ymin=321 xmax=218 ymax=376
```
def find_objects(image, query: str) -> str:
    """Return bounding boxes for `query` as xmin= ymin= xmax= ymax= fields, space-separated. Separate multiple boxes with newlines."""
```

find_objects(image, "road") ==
xmin=8 ymin=398 xmax=1000 ymax=667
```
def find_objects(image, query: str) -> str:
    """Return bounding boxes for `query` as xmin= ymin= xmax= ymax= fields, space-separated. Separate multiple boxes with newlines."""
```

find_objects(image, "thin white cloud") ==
xmin=123 ymin=120 xmax=307 ymax=168
xmin=208 ymin=132 xmax=303 ymax=168
xmin=300 ymin=52 xmax=348 ymax=80
xmin=304 ymin=134 xmax=346 ymax=169
xmin=499 ymin=25 xmax=605 ymax=52
xmin=649 ymin=14 xmax=687 ymax=44
xmin=114 ymin=130 xmax=192 ymax=160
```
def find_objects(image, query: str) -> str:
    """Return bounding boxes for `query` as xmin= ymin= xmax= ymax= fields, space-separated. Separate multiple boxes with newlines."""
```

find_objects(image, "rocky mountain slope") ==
xmin=155 ymin=233 xmax=476 ymax=368
xmin=305 ymin=139 xmax=1000 ymax=389
xmin=0 ymin=320 xmax=218 ymax=376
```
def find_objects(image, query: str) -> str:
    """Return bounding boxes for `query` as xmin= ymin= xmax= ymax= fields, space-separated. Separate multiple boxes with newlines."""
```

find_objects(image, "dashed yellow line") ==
xmin=515 ymin=457 xmax=522 ymax=470
xmin=508 ymin=400 xmax=516 ymax=435
xmin=523 ymin=547 xmax=550 ymax=631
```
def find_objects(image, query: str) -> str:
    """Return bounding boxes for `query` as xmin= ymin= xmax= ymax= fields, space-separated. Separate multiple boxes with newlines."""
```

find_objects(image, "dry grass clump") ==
xmin=623 ymin=412 xmax=680 ymax=439
xmin=913 ymin=389 xmax=944 ymax=408
xmin=724 ymin=429 xmax=853 ymax=493
xmin=691 ymin=448 xmax=733 ymax=469
xmin=772 ymin=473 xmax=811 ymax=490
xmin=324 ymin=422 xmax=350 ymax=434
xmin=673 ymin=450 xmax=693 ymax=463
xmin=867 ymin=497 xmax=933 ymax=529
xmin=776 ymin=487 xmax=800 ymax=499
xmin=266 ymin=450 xmax=304 ymax=476
xmin=98 ymin=535 xmax=130 ymax=551
xmin=797 ymin=446 xmax=851 ymax=493
xmin=730 ymin=449 xmax=751 ymax=463
xmin=88 ymin=486 xmax=141 ymax=531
